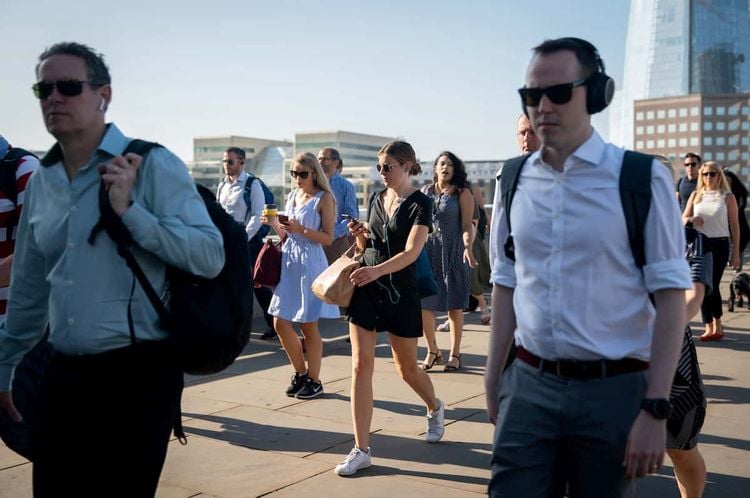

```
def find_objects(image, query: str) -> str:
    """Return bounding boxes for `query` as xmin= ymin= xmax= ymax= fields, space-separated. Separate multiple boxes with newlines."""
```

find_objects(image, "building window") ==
xmin=668 ymin=109 xmax=677 ymax=118
xmin=729 ymin=121 xmax=739 ymax=130
xmin=743 ymin=137 xmax=750 ymax=146
xmin=742 ymin=106 xmax=750 ymax=115
xmin=729 ymin=106 xmax=739 ymax=116
xmin=743 ymin=122 xmax=750 ymax=131
xmin=716 ymin=152 xmax=725 ymax=161
xmin=729 ymin=136 xmax=739 ymax=145
xmin=657 ymin=124 xmax=666 ymax=133
xmin=716 ymin=106 xmax=726 ymax=116
xmin=690 ymin=122 xmax=699 ymax=131
xmin=657 ymin=110 xmax=666 ymax=119
xmin=636 ymin=111 xmax=644 ymax=120
xmin=716 ymin=137 xmax=725 ymax=146
xmin=667 ymin=138 xmax=676 ymax=147
xmin=647 ymin=125 xmax=655 ymax=134
xmin=646 ymin=140 xmax=655 ymax=148
xmin=657 ymin=139 xmax=665 ymax=148
xmin=668 ymin=124 xmax=676 ymax=133
xmin=679 ymin=123 xmax=688 ymax=132
xmin=716 ymin=121 xmax=726 ymax=131
xmin=636 ymin=140 xmax=645 ymax=149
xmin=690 ymin=137 xmax=699 ymax=146
xmin=646 ymin=111 xmax=655 ymax=120
xmin=742 ymin=152 xmax=750 ymax=161
xmin=679 ymin=138 xmax=688 ymax=147
xmin=704 ymin=152 xmax=713 ymax=160
xmin=679 ymin=108 xmax=688 ymax=117
xmin=729 ymin=151 xmax=738 ymax=160
xmin=636 ymin=126 xmax=644 ymax=135
xmin=704 ymin=106 xmax=713 ymax=116
xmin=704 ymin=137 xmax=713 ymax=146
xmin=691 ymin=107 xmax=700 ymax=116
xmin=704 ymin=122 xmax=713 ymax=131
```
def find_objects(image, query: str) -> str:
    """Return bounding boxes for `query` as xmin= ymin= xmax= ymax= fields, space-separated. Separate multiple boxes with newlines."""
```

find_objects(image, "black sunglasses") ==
xmin=32 ymin=80 xmax=97 ymax=100
xmin=518 ymin=78 xmax=588 ymax=107
xmin=290 ymin=170 xmax=310 ymax=180
xmin=702 ymin=171 xmax=718 ymax=178
xmin=376 ymin=163 xmax=397 ymax=173
xmin=222 ymin=159 xmax=241 ymax=166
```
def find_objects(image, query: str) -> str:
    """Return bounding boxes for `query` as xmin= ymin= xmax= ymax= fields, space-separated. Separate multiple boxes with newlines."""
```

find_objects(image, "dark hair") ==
xmin=432 ymin=151 xmax=469 ymax=189
xmin=36 ymin=42 xmax=111 ymax=86
xmin=378 ymin=140 xmax=421 ymax=175
xmin=322 ymin=147 xmax=343 ymax=168
xmin=684 ymin=152 xmax=702 ymax=163
xmin=532 ymin=37 xmax=599 ymax=80
xmin=225 ymin=147 xmax=246 ymax=162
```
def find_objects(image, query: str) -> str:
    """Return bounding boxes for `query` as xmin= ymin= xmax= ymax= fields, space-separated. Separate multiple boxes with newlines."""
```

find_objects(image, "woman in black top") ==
xmin=334 ymin=141 xmax=445 ymax=477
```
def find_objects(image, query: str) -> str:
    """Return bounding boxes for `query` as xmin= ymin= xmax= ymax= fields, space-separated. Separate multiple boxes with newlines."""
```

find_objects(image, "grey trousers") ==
xmin=489 ymin=359 xmax=646 ymax=498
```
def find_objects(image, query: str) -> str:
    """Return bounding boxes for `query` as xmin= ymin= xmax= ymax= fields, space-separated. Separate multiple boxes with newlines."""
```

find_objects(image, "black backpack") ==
xmin=500 ymin=150 xmax=653 ymax=269
xmin=87 ymin=140 xmax=252 ymax=376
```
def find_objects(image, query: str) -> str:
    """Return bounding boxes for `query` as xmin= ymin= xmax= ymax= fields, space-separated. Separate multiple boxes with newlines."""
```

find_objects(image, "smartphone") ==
xmin=342 ymin=214 xmax=358 ymax=223
xmin=278 ymin=214 xmax=290 ymax=224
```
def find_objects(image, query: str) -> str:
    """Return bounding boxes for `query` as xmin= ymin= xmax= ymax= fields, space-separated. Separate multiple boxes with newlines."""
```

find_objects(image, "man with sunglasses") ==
xmin=317 ymin=147 xmax=358 ymax=264
xmin=677 ymin=152 xmax=701 ymax=212
xmin=217 ymin=147 xmax=276 ymax=340
xmin=0 ymin=42 xmax=224 ymax=496
xmin=486 ymin=38 xmax=691 ymax=497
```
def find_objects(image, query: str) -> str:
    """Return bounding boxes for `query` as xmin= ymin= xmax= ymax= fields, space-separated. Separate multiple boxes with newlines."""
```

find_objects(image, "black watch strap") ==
xmin=641 ymin=398 xmax=671 ymax=419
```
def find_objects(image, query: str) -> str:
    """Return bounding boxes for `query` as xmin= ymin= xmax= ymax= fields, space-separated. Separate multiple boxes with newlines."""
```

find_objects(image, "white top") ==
xmin=217 ymin=170 xmax=265 ymax=241
xmin=693 ymin=190 xmax=730 ymax=239
xmin=489 ymin=130 xmax=691 ymax=361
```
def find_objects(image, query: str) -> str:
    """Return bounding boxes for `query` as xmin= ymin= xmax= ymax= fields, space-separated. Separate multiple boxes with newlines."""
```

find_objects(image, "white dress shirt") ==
xmin=217 ymin=171 xmax=264 ymax=241
xmin=490 ymin=130 xmax=691 ymax=361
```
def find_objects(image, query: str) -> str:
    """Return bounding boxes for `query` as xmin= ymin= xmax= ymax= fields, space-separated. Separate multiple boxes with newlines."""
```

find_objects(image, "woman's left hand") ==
xmin=350 ymin=266 xmax=382 ymax=287
xmin=464 ymin=248 xmax=477 ymax=268
xmin=730 ymin=252 xmax=741 ymax=271
xmin=281 ymin=218 xmax=303 ymax=234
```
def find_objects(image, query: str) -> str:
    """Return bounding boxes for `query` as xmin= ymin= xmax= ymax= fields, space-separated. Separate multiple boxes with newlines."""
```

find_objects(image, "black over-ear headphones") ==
xmin=560 ymin=37 xmax=615 ymax=114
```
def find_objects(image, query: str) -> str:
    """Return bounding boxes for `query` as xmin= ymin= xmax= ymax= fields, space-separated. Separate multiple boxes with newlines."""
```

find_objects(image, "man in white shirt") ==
xmin=485 ymin=37 xmax=691 ymax=497
xmin=217 ymin=147 xmax=275 ymax=339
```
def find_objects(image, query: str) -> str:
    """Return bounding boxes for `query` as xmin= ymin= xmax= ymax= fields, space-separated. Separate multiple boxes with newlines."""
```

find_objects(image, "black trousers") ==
xmin=33 ymin=340 xmax=182 ymax=498
xmin=249 ymin=239 xmax=274 ymax=328
xmin=701 ymin=237 xmax=730 ymax=324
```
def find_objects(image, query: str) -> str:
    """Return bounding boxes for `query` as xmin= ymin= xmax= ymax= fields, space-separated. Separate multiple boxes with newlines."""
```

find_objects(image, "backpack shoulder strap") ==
xmin=619 ymin=150 xmax=653 ymax=269
xmin=676 ymin=176 xmax=682 ymax=192
xmin=242 ymin=174 xmax=256 ymax=221
xmin=499 ymin=153 xmax=532 ymax=262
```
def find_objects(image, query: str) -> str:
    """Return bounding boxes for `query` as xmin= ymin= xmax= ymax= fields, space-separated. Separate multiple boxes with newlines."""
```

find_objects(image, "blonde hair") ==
xmin=694 ymin=161 xmax=731 ymax=204
xmin=293 ymin=152 xmax=336 ymax=206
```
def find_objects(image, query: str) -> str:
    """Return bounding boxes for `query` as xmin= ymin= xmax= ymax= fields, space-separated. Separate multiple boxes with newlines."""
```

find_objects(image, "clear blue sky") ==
xmin=1 ymin=0 xmax=630 ymax=162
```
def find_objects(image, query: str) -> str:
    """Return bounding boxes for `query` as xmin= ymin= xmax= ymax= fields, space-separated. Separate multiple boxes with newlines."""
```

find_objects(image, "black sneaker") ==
xmin=260 ymin=329 xmax=277 ymax=340
xmin=285 ymin=372 xmax=308 ymax=397
xmin=295 ymin=377 xmax=324 ymax=399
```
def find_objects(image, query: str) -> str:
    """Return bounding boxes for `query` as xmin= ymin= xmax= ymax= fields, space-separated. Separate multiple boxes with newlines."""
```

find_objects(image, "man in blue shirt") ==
xmin=0 ymin=42 xmax=224 ymax=496
xmin=318 ymin=148 xmax=358 ymax=263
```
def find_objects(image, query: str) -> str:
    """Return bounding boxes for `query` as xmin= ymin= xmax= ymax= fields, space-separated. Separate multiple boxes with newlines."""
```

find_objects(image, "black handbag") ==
xmin=0 ymin=333 xmax=53 ymax=461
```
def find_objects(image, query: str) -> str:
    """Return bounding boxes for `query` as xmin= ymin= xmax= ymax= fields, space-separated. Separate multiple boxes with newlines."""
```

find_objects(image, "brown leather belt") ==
xmin=517 ymin=346 xmax=649 ymax=380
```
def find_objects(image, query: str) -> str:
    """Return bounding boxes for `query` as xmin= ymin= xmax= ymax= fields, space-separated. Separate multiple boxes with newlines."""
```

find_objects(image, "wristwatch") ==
xmin=641 ymin=398 xmax=671 ymax=419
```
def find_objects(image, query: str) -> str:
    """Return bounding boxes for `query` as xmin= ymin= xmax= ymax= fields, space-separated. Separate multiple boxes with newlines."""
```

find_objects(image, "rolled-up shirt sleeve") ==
xmin=489 ymin=173 xmax=517 ymax=288
xmin=121 ymin=147 xmax=224 ymax=278
xmin=643 ymin=159 xmax=692 ymax=292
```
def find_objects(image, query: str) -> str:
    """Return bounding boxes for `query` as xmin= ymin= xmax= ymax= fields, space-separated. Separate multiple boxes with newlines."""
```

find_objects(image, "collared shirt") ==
xmin=490 ymin=130 xmax=691 ymax=362
xmin=0 ymin=124 xmax=224 ymax=390
xmin=216 ymin=171 xmax=264 ymax=241
xmin=329 ymin=171 xmax=358 ymax=239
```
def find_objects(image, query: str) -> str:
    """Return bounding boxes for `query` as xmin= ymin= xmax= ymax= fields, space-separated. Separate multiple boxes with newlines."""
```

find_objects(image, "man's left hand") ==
xmin=99 ymin=153 xmax=142 ymax=216
xmin=623 ymin=411 xmax=666 ymax=478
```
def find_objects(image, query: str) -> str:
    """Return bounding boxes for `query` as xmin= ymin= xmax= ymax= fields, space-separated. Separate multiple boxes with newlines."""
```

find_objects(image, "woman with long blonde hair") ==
xmin=263 ymin=152 xmax=338 ymax=399
xmin=682 ymin=161 xmax=741 ymax=341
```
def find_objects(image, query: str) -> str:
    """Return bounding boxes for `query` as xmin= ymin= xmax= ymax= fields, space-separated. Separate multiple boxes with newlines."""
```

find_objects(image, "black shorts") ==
xmin=347 ymin=281 xmax=423 ymax=338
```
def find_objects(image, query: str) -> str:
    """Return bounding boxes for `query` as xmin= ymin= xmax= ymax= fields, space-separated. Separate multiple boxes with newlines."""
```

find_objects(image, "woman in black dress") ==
xmin=334 ymin=141 xmax=445 ymax=477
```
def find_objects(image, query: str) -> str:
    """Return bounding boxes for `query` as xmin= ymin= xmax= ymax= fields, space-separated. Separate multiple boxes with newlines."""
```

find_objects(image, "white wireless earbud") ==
xmin=99 ymin=99 xmax=106 ymax=112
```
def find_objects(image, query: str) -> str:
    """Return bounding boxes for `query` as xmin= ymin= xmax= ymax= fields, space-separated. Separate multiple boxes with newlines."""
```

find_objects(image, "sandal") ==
xmin=436 ymin=320 xmax=450 ymax=332
xmin=480 ymin=309 xmax=491 ymax=325
xmin=444 ymin=354 xmax=462 ymax=372
xmin=420 ymin=351 xmax=443 ymax=371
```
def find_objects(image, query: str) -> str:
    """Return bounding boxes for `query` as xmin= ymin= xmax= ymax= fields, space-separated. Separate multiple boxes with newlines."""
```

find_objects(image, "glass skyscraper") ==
xmin=611 ymin=0 xmax=750 ymax=147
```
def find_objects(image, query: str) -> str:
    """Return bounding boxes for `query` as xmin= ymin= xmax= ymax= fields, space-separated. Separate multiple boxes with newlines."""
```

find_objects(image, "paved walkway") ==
xmin=1 ymin=277 xmax=749 ymax=497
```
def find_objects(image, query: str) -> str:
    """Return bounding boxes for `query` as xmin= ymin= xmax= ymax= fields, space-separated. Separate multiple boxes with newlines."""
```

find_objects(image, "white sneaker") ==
xmin=334 ymin=446 xmax=372 ymax=476
xmin=425 ymin=399 xmax=445 ymax=443
xmin=436 ymin=319 xmax=450 ymax=331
